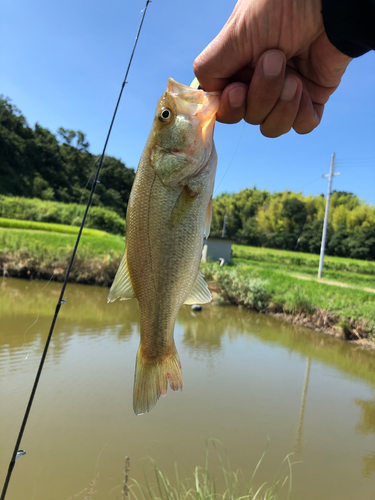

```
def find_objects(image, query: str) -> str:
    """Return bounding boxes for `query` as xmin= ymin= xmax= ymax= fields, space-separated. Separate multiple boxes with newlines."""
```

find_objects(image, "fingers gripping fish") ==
xmin=108 ymin=78 xmax=220 ymax=415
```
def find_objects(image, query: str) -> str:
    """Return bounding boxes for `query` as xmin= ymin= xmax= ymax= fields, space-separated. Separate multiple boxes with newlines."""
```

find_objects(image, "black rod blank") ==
xmin=0 ymin=2 xmax=151 ymax=498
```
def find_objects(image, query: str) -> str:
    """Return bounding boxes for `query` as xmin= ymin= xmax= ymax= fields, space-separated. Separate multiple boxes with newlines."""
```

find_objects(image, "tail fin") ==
xmin=133 ymin=345 xmax=183 ymax=415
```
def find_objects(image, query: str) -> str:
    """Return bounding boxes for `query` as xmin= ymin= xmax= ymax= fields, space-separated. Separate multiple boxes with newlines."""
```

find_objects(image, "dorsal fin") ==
xmin=107 ymin=251 xmax=135 ymax=303
xmin=184 ymin=272 xmax=212 ymax=305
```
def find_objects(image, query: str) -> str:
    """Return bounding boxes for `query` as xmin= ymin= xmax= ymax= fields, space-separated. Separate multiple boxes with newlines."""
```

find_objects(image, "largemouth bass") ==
xmin=108 ymin=78 xmax=220 ymax=415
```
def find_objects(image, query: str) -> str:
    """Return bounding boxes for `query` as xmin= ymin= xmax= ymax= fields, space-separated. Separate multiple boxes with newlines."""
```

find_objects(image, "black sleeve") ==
xmin=321 ymin=0 xmax=375 ymax=57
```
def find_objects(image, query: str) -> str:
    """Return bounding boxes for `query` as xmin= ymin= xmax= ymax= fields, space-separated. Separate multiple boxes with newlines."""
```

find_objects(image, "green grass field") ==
xmin=0 ymin=220 xmax=125 ymax=258
xmin=0 ymin=217 xmax=112 ymax=237
xmin=232 ymin=244 xmax=375 ymax=289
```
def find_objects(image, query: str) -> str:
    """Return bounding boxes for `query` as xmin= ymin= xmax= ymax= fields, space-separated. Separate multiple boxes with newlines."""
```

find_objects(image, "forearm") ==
xmin=322 ymin=0 xmax=375 ymax=56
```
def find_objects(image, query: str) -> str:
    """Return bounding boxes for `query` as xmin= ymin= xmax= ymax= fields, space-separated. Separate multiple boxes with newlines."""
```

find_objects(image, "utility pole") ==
xmin=318 ymin=152 xmax=340 ymax=278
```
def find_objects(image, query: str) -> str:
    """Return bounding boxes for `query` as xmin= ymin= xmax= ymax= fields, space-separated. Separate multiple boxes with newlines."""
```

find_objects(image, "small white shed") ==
xmin=202 ymin=238 xmax=232 ymax=264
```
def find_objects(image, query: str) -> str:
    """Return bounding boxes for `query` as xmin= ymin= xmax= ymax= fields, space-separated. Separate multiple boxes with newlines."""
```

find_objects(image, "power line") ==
xmin=0 ymin=2 xmax=151 ymax=498
xmin=335 ymin=157 xmax=375 ymax=166
xmin=335 ymin=164 xmax=375 ymax=168
xmin=336 ymin=157 xmax=375 ymax=161
xmin=299 ymin=175 xmax=326 ymax=191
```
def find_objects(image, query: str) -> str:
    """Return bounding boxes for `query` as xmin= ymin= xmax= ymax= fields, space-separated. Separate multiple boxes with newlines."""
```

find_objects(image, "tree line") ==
xmin=211 ymin=188 xmax=375 ymax=260
xmin=0 ymin=95 xmax=135 ymax=219
xmin=1 ymin=95 xmax=374 ymax=260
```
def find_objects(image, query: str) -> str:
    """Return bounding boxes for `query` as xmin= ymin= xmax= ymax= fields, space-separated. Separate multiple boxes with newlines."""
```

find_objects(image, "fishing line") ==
xmin=21 ymin=314 xmax=40 ymax=364
xmin=92 ymin=418 xmax=122 ymax=480
xmin=30 ymin=465 xmax=43 ymax=500
xmin=0 ymin=1 xmax=152 ymax=497
xmin=91 ymin=371 xmax=126 ymax=482
xmin=213 ymin=121 xmax=246 ymax=195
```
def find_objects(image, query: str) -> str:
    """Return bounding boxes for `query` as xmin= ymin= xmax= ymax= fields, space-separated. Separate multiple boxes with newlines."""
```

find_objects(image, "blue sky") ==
xmin=1 ymin=0 xmax=374 ymax=203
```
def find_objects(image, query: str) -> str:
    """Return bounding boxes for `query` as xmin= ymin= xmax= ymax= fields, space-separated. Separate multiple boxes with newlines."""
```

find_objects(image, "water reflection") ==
xmin=362 ymin=452 xmax=375 ymax=478
xmin=2 ymin=277 xmax=375 ymax=500
xmin=355 ymin=397 xmax=375 ymax=477
xmin=356 ymin=398 xmax=375 ymax=435
xmin=0 ymin=278 xmax=140 ymax=368
xmin=295 ymin=357 xmax=311 ymax=455
xmin=179 ymin=308 xmax=225 ymax=357
xmin=2 ymin=278 xmax=375 ymax=387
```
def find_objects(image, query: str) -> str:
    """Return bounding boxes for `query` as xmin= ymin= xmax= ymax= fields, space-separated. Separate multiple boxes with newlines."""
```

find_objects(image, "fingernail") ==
xmin=263 ymin=52 xmax=283 ymax=76
xmin=281 ymin=78 xmax=298 ymax=100
xmin=228 ymin=86 xmax=246 ymax=108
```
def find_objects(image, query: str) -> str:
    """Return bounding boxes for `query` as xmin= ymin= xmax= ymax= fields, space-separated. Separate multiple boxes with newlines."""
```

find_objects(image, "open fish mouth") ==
xmin=167 ymin=78 xmax=220 ymax=143
xmin=166 ymin=78 xmax=221 ymax=98
xmin=157 ymin=78 xmax=220 ymax=186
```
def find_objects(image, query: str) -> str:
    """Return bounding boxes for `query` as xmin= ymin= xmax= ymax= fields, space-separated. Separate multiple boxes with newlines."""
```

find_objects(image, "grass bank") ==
xmin=72 ymin=443 xmax=292 ymax=500
xmin=1 ymin=221 xmax=374 ymax=344
xmin=0 ymin=223 xmax=124 ymax=286
xmin=201 ymin=261 xmax=375 ymax=345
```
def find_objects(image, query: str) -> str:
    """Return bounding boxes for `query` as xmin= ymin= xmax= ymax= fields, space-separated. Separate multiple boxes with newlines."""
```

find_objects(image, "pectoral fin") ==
xmin=184 ymin=272 xmax=212 ymax=305
xmin=204 ymin=197 xmax=212 ymax=239
xmin=170 ymin=187 xmax=198 ymax=228
xmin=107 ymin=250 xmax=135 ymax=303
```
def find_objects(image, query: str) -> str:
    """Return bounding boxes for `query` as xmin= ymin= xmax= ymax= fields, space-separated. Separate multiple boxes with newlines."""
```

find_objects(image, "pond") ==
xmin=1 ymin=277 xmax=375 ymax=499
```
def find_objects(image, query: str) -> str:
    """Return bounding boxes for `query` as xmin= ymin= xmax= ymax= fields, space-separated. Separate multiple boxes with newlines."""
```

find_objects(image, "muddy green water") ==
xmin=1 ymin=277 xmax=375 ymax=499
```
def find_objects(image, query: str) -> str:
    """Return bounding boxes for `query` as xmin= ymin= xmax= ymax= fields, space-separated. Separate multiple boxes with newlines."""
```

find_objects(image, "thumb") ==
xmin=193 ymin=14 xmax=256 ymax=91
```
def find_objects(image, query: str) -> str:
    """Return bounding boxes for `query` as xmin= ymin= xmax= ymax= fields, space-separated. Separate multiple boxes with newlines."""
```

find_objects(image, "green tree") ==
xmin=0 ymin=96 xmax=135 ymax=217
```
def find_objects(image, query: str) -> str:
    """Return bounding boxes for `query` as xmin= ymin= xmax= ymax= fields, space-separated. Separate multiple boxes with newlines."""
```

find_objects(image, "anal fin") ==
xmin=107 ymin=250 xmax=135 ymax=303
xmin=184 ymin=271 xmax=212 ymax=305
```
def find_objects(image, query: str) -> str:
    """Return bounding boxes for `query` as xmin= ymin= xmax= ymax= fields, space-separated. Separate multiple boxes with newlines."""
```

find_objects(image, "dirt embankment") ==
xmin=208 ymin=281 xmax=375 ymax=351
xmin=0 ymin=252 xmax=118 ymax=287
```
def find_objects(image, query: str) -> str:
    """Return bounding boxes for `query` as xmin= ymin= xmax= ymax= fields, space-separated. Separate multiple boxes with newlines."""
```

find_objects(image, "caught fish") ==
xmin=108 ymin=78 xmax=220 ymax=415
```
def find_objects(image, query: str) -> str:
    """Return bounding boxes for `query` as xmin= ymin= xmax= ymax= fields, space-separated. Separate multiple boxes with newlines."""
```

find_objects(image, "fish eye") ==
xmin=158 ymin=108 xmax=173 ymax=122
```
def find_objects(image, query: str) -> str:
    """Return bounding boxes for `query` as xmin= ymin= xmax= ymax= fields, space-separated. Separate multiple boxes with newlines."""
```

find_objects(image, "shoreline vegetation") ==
xmin=70 ymin=444 xmax=292 ymax=500
xmin=1 ymin=217 xmax=375 ymax=350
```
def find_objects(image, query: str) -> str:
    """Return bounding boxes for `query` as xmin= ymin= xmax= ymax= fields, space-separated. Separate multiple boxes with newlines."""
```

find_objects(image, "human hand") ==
xmin=193 ymin=0 xmax=352 ymax=137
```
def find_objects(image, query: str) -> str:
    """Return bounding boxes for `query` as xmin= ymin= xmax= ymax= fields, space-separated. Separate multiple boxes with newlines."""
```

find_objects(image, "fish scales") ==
xmin=108 ymin=78 xmax=220 ymax=414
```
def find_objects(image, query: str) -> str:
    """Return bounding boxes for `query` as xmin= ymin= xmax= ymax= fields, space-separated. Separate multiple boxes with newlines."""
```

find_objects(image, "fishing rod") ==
xmin=0 ymin=1 xmax=151 ymax=497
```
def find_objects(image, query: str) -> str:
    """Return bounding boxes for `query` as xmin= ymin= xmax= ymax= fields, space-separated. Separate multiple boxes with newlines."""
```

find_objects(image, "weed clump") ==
xmin=283 ymin=287 xmax=315 ymax=315
xmin=207 ymin=266 xmax=269 ymax=311
xmin=72 ymin=443 xmax=293 ymax=500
